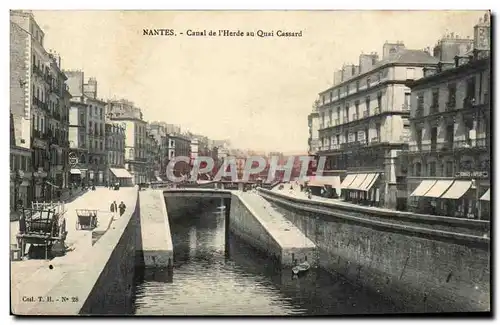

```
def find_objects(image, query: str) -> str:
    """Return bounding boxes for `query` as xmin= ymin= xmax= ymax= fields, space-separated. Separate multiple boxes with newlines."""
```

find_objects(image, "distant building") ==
xmin=105 ymin=121 xmax=130 ymax=186
xmin=65 ymin=71 xmax=107 ymax=186
xmin=166 ymin=133 xmax=191 ymax=178
xmin=402 ymin=13 xmax=491 ymax=219
xmin=107 ymin=98 xmax=147 ymax=184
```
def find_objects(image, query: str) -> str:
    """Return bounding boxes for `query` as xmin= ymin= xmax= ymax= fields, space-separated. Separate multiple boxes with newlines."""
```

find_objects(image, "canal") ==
xmin=132 ymin=201 xmax=402 ymax=315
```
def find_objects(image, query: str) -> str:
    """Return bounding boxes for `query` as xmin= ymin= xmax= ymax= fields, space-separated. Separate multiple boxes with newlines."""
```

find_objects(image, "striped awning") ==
xmin=480 ymin=189 xmax=490 ymax=201
xmin=110 ymin=168 xmax=133 ymax=179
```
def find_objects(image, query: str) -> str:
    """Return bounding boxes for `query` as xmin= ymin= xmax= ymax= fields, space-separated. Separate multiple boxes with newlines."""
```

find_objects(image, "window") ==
xmin=430 ymin=127 xmax=438 ymax=150
xmin=414 ymin=162 xmax=422 ymax=177
xmin=366 ymin=77 xmax=371 ymax=88
xmin=329 ymin=92 xmax=333 ymax=102
xmin=365 ymin=97 xmax=371 ymax=114
xmin=377 ymin=93 xmax=382 ymax=110
xmin=406 ymin=68 xmax=415 ymax=80
xmin=446 ymin=124 xmax=454 ymax=145
xmin=404 ymin=93 xmax=411 ymax=110
xmin=416 ymin=93 xmax=424 ymax=112
xmin=354 ymin=101 xmax=359 ymax=119
xmin=356 ymin=80 xmax=360 ymax=91
xmin=446 ymin=161 xmax=453 ymax=177
xmin=466 ymin=77 xmax=475 ymax=100
xmin=448 ymin=83 xmax=457 ymax=107
xmin=431 ymin=89 xmax=439 ymax=109
xmin=375 ymin=123 xmax=381 ymax=141
xmin=345 ymin=85 xmax=349 ymax=95
xmin=428 ymin=161 xmax=436 ymax=177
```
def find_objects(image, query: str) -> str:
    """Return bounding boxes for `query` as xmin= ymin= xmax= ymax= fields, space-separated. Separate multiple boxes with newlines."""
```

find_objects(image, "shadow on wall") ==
xmin=79 ymin=192 xmax=141 ymax=315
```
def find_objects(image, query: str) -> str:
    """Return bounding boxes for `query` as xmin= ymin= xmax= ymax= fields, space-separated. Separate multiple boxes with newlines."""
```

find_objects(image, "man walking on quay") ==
xmin=118 ymin=201 xmax=126 ymax=217
xmin=110 ymin=201 xmax=118 ymax=218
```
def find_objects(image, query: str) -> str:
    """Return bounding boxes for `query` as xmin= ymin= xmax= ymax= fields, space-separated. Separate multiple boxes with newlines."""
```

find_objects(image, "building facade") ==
xmin=66 ymin=71 xmax=107 ymax=186
xmin=313 ymin=42 xmax=439 ymax=209
xmin=105 ymin=121 xmax=131 ymax=186
xmin=10 ymin=10 xmax=70 ymax=203
xmin=166 ymin=133 xmax=191 ymax=178
xmin=148 ymin=122 xmax=168 ymax=180
xmin=107 ymin=98 xmax=147 ymax=184
xmin=404 ymin=14 xmax=491 ymax=219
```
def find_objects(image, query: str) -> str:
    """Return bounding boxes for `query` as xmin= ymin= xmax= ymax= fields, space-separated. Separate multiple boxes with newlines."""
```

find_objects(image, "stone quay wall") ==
xmin=258 ymin=189 xmax=490 ymax=313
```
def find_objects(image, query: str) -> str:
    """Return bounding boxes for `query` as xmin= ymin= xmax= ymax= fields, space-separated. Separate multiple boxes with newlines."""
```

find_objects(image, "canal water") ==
xmin=132 ymin=203 xmax=401 ymax=316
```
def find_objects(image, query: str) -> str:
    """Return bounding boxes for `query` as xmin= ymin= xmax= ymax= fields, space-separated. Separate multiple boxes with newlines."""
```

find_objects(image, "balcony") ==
xmin=415 ymin=107 xmax=424 ymax=118
xmin=445 ymin=101 xmax=456 ymax=111
xmin=408 ymin=143 xmax=437 ymax=153
xmin=454 ymin=138 xmax=489 ymax=150
xmin=341 ymin=140 xmax=368 ymax=150
xmin=463 ymin=97 xmax=476 ymax=109
xmin=429 ymin=104 xmax=439 ymax=115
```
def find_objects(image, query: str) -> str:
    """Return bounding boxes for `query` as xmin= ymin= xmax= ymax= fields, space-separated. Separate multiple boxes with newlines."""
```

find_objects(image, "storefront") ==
xmin=409 ymin=172 xmax=489 ymax=219
xmin=109 ymin=168 xmax=134 ymax=187
xmin=340 ymin=173 xmax=383 ymax=206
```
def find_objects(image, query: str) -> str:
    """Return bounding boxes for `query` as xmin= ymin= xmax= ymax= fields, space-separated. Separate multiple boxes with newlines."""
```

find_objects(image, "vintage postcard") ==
xmin=9 ymin=9 xmax=491 ymax=316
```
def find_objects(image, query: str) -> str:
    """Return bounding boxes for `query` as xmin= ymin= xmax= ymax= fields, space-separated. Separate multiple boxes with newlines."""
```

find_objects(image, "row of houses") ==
xmin=9 ymin=10 xmax=225 ymax=211
xmin=307 ymin=13 xmax=491 ymax=220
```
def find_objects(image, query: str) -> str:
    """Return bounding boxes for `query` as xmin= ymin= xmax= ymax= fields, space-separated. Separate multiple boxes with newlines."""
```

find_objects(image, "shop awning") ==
xmin=480 ymin=189 xmax=490 ymax=201
xmin=308 ymin=176 xmax=341 ymax=188
xmin=359 ymin=173 xmax=380 ymax=191
xmin=410 ymin=180 xmax=437 ymax=197
xmin=441 ymin=180 xmax=472 ymax=200
xmin=340 ymin=174 xmax=356 ymax=188
xmin=347 ymin=174 xmax=368 ymax=190
xmin=70 ymin=169 xmax=81 ymax=175
xmin=422 ymin=180 xmax=454 ymax=198
xmin=110 ymin=168 xmax=133 ymax=179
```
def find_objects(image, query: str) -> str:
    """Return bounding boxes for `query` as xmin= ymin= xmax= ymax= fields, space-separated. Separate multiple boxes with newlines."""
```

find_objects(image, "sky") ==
xmin=32 ymin=10 xmax=485 ymax=152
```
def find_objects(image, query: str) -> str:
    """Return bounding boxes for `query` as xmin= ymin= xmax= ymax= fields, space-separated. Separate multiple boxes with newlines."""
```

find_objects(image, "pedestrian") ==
xmin=110 ymin=201 xmax=118 ymax=218
xmin=118 ymin=201 xmax=126 ymax=217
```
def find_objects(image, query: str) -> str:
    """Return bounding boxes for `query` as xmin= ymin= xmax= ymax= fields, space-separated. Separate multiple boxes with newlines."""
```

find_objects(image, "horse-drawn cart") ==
xmin=75 ymin=209 xmax=98 ymax=230
xmin=16 ymin=201 xmax=68 ymax=260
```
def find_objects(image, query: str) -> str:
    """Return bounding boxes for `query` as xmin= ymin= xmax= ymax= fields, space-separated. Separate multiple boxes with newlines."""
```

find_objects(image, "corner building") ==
xmin=404 ymin=14 xmax=491 ymax=219
xmin=314 ymin=42 xmax=438 ymax=209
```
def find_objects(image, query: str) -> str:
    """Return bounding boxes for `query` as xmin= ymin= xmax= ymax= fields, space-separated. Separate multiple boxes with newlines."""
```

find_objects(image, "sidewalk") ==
xmin=10 ymin=187 xmax=88 ymax=221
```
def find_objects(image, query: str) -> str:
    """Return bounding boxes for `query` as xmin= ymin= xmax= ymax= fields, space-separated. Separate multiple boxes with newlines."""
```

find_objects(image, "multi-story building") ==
xmin=148 ymin=122 xmax=168 ymax=180
xmin=107 ymin=98 xmax=148 ymax=184
xmin=404 ymin=14 xmax=491 ymax=219
xmin=166 ymin=133 xmax=191 ymax=178
xmin=145 ymin=130 xmax=160 ymax=182
xmin=313 ymin=42 xmax=439 ymax=209
xmin=10 ymin=113 xmax=32 ymax=211
xmin=10 ymin=10 xmax=70 ymax=202
xmin=307 ymin=101 xmax=321 ymax=156
xmin=66 ymin=71 xmax=107 ymax=185
xmin=105 ymin=121 xmax=131 ymax=186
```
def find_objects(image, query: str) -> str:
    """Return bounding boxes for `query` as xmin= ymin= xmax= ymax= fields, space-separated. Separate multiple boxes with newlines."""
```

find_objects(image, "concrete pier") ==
xmin=138 ymin=190 xmax=173 ymax=268
xmin=230 ymin=192 xmax=316 ymax=266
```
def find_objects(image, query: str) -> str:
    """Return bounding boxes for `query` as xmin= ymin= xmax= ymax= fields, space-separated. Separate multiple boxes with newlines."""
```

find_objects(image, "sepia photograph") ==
xmin=8 ymin=8 xmax=492 ymax=317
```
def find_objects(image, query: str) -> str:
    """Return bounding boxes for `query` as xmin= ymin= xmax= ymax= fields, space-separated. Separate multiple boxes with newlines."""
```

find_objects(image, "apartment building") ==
xmin=107 ymin=98 xmax=147 ymax=184
xmin=404 ymin=14 xmax=491 ymax=219
xmin=312 ymin=42 xmax=439 ymax=209
xmin=10 ymin=10 xmax=70 ymax=202
xmin=105 ymin=121 xmax=131 ymax=186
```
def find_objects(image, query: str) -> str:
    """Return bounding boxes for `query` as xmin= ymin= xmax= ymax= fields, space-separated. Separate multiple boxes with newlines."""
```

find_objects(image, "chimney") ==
xmin=383 ymin=41 xmax=406 ymax=59
xmin=359 ymin=52 xmax=378 ymax=73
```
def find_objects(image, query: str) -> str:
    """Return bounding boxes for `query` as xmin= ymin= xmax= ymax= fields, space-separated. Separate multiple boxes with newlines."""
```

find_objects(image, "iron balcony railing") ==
xmin=445 ymin=101 xmax=456 ymax=111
